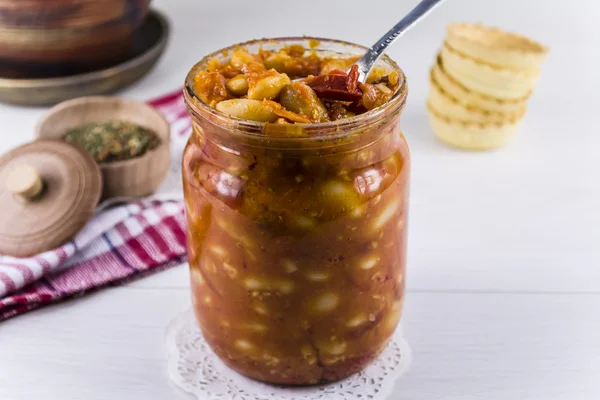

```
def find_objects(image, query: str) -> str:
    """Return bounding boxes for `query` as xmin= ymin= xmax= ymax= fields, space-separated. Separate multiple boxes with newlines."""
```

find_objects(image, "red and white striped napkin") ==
xmin=0 ymin=89 xmax=192 ymax=322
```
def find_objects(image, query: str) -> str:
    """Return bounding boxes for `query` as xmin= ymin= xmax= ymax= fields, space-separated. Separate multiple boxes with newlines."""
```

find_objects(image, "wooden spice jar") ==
xmin=0 ymin=140 xmax=103 ymax=257
xmin=35 ymin=96 xmax=171 ymax=199
xmin=0 ymin=96 xmax=171 ymax=257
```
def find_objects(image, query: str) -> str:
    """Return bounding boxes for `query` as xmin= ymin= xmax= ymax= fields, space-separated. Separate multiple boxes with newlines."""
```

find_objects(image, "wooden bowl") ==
xmin=35 ymin=96 xmax=171 ymax=199
xmin=0 ymin=0 xmax=151 ymax=78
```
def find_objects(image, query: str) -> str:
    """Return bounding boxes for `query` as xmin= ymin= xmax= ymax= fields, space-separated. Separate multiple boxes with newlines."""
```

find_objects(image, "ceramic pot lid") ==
xmin=0 ymin=139 xmax=102 ymax=257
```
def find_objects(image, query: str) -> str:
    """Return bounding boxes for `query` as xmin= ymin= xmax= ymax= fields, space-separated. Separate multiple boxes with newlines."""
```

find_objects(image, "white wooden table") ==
xmin=1 ymin=1 xmax=599 ymax=399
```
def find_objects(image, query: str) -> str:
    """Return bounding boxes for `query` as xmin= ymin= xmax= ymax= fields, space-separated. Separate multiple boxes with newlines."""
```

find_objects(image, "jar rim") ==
xmin=184 ymin=36 xmax=408 ymax=143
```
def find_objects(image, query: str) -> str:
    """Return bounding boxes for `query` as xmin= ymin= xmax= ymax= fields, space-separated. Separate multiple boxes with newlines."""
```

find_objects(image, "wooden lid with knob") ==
xmin=0 ymin=139 xmax=102 ymax=258
xmin=5 ymin=163 xmax=45 ymax=200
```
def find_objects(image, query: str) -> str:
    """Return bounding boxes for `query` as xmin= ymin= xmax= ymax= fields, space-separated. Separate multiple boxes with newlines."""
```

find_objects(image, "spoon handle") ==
xmin=355 ymin=0 xmax=447 ymax=82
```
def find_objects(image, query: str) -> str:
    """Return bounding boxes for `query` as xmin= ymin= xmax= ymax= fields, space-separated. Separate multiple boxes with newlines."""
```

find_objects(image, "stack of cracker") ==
xmin=428 ymin=23 xmax=548 ymax=150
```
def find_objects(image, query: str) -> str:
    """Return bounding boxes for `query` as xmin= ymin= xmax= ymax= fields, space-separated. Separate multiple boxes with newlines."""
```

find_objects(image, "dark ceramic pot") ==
xmin=0 ymin=0 xmax=151 ymax=78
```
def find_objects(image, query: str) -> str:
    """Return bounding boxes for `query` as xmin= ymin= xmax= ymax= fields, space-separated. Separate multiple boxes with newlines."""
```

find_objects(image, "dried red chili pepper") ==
xmin=304 ymin=66 xmax=362 ymax=102
xmin=345 ymin=64 xmax=360 ymax=94
xmin=327 ymin=69 xmax=348 ymax=76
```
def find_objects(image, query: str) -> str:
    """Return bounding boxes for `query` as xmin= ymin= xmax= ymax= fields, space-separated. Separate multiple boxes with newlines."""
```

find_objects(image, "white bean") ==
xmin=242 ymin=323 xmax=268 ymax=333
xmin=301 ymin=345 xmax=318 ymax=365
xmin=264 ymin=52 xmax=293 ymax=72
xmin=210 ymin=245 xmax=227 ymax=257
xmin=248 ymin=73 xmax=291 ymax=100
xmin=289 ymin=215 xmax=316 ymax=230
xmin=281 ymin=259 xmax=298 ymax=274
xmin=190 ymin=268 xmax=205 ymax=285
xmin=359 ymin=256 xmax=379 ymax=270
xmin=230 ymin=48 xmax=260 ymax=69
xmin=311 ymin=292 xmax=339 ymax=314
xmin=216 ymin=99 xmax=278 ymax=122
xmin=226 ymin=74 xmax=249 ymax=96
xmin=244 ymin=278 xmax=262 ymax=290
xmin=222 ymin=262 xmax=238 ymax=279
xmin=235 ymin=339 xmax=255 ymax=351
xmin=244 ymin=277 xmax=294 ymax=294
xmin=305 ymin=271 xmax=330 ymax=282
xmin=253 ymin=302 xmax=269 ymax=316
xmin=346 ymin=314 xmax=367 ymax=328
xmin=371 ymin=200 xmax=399 ymax=232
xmin=325 ymin=341 xmax=347 ymax=356
xmin=383 ymin=300 xmax=404 ymax=332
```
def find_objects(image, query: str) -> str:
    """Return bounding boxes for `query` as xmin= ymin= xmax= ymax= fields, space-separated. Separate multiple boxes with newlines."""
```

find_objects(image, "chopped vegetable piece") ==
xmin=263 ymin=52 xmax=293 ymax=71
xmin=194 ymin=71 xmax=230 ymax=107
xmin=262 ymin=100 xmax=311 ymax=123
xmin=326 ymin=101 xmax=356 ymax=121
xmin=360 ymin=82 xmax=395 ymax=110
xmin=206 ymin=57 xmax=221 ymax=72
xmin=230 ymin=48 xmax=265 ymax=73
xmin=218 ymin=65 xmax=244 ymax=79
xmin=279 ymin=82 xmax=329 ymax=122
xmin=320 ymin=56 xmax=360 ymax=75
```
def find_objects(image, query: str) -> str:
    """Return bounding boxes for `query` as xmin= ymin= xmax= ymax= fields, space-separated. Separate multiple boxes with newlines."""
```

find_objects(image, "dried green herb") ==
xmin=64 ymin=120 xmax=161 ymax=163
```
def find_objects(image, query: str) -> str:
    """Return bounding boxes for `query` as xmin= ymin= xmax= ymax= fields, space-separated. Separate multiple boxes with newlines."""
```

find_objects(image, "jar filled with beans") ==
xmin=183 ymin=37 xmax=410 ymax=385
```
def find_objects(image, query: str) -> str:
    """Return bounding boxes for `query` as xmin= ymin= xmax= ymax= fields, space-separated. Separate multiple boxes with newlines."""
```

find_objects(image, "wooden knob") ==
xmin=4 ymin=163 xmax=44 ymax=200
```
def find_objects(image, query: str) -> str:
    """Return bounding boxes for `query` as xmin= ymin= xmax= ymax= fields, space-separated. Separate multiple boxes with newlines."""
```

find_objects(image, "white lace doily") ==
xmin=165 ymin=310 xmax=412 ymax=400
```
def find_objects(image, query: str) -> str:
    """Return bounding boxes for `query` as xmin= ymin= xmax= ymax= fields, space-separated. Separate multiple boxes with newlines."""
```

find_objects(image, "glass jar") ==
xmin=182 ymin=38 xmax=409 ymax=385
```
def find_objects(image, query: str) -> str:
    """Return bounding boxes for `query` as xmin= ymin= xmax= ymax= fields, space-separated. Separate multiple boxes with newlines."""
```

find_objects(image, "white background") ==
xmin=1 ymin=0 xmax=600 ymax=399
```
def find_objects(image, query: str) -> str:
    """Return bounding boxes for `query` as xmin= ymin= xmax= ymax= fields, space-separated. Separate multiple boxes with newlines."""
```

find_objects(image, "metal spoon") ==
xmin=355 ymin=0 xmax=447 ymax=83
